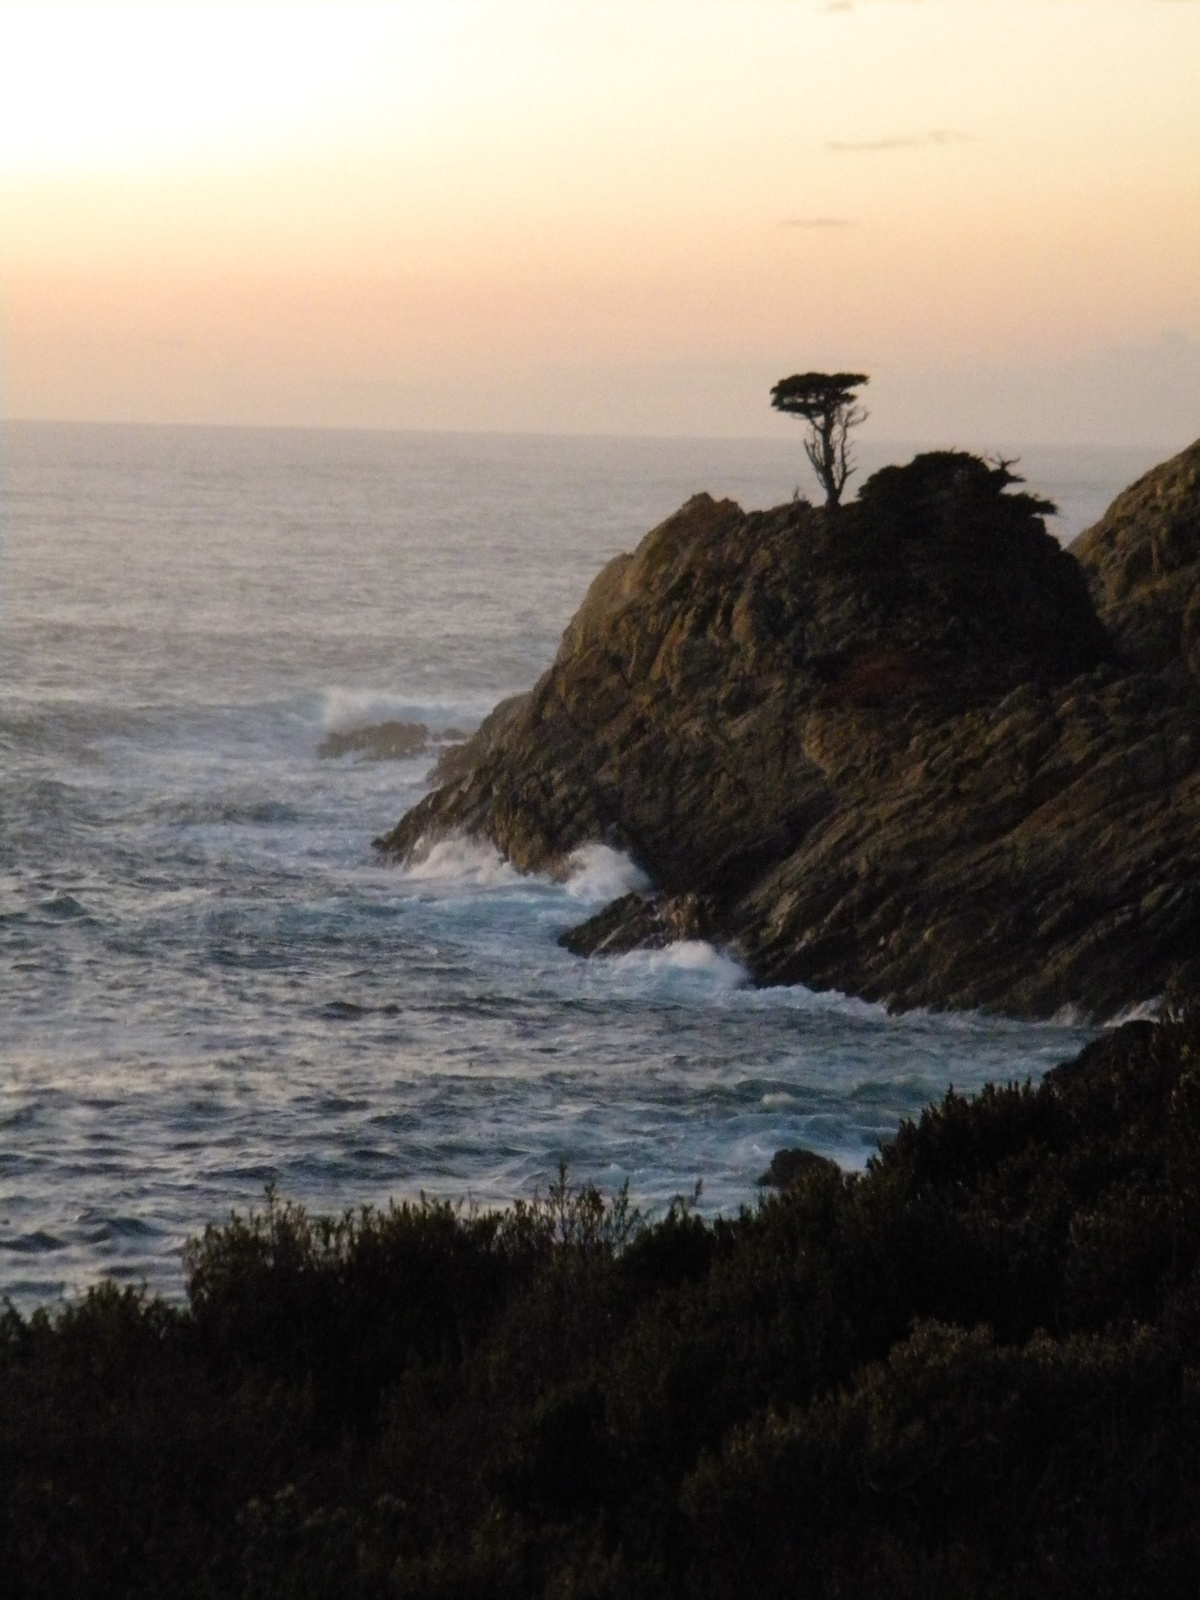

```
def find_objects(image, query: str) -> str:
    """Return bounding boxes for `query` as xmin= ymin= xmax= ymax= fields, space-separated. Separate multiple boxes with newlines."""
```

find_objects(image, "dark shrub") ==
xmin=6 ymin=1014 xmax=1200 ymax=1596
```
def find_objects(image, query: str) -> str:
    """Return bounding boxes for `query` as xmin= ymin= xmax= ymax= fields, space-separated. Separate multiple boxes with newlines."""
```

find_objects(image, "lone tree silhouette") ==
xmin=771 ymin=371 xmax=869 ymax=508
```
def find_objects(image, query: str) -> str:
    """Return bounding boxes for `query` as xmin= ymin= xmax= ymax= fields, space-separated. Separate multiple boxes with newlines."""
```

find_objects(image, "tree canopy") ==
xmin=771 ymin=370 xmax=869 ymax=508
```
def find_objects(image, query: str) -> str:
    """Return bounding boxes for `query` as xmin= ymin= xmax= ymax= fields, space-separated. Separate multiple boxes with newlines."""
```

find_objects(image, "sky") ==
xmin=1 ymin=0 xmax=1198 ymax=445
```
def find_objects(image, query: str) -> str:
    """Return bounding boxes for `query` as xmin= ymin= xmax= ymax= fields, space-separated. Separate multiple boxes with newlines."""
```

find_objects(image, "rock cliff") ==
xmin=1073 ymin=438 xmax=1200 ymax=687
xmin=377 ymin=448 xmax=1200 ymax=1018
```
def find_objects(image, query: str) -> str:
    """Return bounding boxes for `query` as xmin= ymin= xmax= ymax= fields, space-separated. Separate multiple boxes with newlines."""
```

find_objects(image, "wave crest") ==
xmin=612 ymin=940 xmax=747 ymax=991
xmin=399 ymin=834 xmax=520 ymax=890
xmin=564 ymin=844 xmax=650 ymax=904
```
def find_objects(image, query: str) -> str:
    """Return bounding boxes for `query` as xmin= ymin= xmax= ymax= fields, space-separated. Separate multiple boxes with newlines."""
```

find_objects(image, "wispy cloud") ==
xmin=779 ymin=216 xmax=857 ymax=229
xmin=826 ymin=129 xmax=975 ymax=153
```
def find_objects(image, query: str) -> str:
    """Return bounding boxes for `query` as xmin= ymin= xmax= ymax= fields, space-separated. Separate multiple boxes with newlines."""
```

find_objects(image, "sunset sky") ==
xmin=1 ymin=0 xmax=1197 ymax=443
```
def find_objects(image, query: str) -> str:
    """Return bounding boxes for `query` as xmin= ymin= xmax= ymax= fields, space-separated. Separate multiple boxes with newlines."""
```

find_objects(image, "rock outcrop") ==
xmin=1073 ymin=438 xmax=1200 ymax=687
xmin=376 ymin=448 xmax=1200 ymax=1018
xmin=757 ymin=1147 xmax=841 ymax=1189
xmin=319 ymin=719 xmax=468 ymax=764
xmin=559 ymin=891 xmax=719 ymax=957
xmin=319 ymin=719 xmax=432 ymax=760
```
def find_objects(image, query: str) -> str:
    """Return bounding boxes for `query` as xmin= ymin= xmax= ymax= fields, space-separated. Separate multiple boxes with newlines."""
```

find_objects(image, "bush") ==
xmin=5 ymin=1013 xmax=1200 ymax=1596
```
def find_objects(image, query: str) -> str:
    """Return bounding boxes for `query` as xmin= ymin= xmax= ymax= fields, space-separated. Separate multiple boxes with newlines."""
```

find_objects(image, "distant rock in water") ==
xmin=319 ymin=721 xmax=472 ymax=764
xmin=377 ymin=447 xmax=1200 ymax=1019
xmin=319 ymin=720 xmax=431 ymax=760
xmin=757 ymin=1147 xmax=841 ymax=1188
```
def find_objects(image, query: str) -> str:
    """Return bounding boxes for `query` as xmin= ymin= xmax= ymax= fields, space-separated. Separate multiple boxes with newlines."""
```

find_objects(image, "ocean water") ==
xmin=0 ymin=423 xmax=1162 ymax=1307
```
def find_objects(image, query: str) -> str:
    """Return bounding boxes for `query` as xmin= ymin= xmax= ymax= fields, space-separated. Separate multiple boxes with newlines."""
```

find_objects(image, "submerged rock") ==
xmin=319 ymin=719 xmax=430 ymax=761
xmin=319 ymin=720 xmax=471 ymax=767
xmin=377 ymin=447 xmax=1200 ymax=1019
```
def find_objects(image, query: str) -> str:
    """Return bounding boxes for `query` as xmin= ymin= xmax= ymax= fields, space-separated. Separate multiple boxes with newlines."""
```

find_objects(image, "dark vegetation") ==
xmin=793 ymin=450 xmax=1110 ymax=697
xmin=7 ymin=999 xmax=1200 ymax=1596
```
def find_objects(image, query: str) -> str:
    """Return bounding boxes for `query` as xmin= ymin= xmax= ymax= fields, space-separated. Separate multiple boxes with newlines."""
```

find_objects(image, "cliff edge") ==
xmin=377 ymin=448 xmax=1200 ymax=1018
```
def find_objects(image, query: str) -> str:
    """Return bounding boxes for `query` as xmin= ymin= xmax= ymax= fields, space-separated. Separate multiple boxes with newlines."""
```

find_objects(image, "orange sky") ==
xmin=2 ymin=0 xmax=1198 ymax=443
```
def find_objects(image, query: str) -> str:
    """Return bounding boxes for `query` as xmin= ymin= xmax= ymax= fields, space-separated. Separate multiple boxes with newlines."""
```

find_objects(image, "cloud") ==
xmin=779 ymin=216 xmax=857 ymax=229
xmin=826 ymin=129 xmax=975 ymax=153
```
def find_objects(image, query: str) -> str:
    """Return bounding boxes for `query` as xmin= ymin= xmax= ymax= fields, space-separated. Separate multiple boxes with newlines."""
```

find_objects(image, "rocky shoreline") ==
xmin=377 ymin=444 xmax=1200 ymax=1020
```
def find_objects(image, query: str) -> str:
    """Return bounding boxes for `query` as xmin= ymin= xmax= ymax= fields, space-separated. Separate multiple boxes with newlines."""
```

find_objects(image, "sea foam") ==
xmin=611 ymin=939 xmax=747 ymax=993
xmin=398 ymin=834 xmax=520 ymax=891
xmin=564 ymin=843 xmax=651 ymax=904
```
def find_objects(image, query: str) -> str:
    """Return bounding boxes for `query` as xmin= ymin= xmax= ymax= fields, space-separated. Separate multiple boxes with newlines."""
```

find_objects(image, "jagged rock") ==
xmin=559 ymin=892 xmax=718 ymax=957
xmin=1073 ymin=439 xmax=1200 ymax=687
xmin=426 ymin=698 xmax=527 ymax=784
xmin=376 ymin=448 xmax=1200 ymax=1019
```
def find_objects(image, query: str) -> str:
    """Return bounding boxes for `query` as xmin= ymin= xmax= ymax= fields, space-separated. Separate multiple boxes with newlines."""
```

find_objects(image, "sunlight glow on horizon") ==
xmin=2 ymin=0 xmax=1198 ymax=443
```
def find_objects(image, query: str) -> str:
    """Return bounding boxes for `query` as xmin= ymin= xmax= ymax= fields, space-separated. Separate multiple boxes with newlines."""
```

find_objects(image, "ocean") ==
xmin=0 ymin=422 xmax=1163 ymax=1307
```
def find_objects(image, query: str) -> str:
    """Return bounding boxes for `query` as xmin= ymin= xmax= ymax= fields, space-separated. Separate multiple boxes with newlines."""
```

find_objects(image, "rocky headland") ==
xmin=376 ymin=444 xmax=1200 ymax=1019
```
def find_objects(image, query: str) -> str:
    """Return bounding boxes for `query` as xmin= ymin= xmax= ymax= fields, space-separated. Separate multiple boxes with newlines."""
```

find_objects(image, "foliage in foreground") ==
xmin=6 ymin=1004 xmax=1200 ymax=1597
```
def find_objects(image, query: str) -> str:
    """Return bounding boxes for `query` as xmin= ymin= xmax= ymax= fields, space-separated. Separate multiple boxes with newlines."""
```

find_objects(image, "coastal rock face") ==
xmin=377 ymin=448 xmax=1200 ymax=1018
xmin=558 ymin=891 xmax=718 ymax=957
xmin=1073 ymin=438 xmax=1200 ymax=687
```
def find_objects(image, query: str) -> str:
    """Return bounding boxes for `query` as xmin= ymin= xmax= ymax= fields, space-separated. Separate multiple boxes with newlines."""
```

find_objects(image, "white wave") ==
xmin=399 ymin=834 xmax=520 ymax=890
xmin=734 ymin=984 xmax=1093 ymax=1036
xmin=1051 ymin=1002 xmax=1089 ymax=1027
xmin=735 ymin=982 xmax=892 ymax=1021
xmin=317 ymin=688 xmax=483 ymax=735
xmin=1105 ymin=997 xmax=1162 ymax=1026
xmin=564 ymin=843 xmax=651 ymax=903
xmin=613 ymin=939 xmax=748 ymax=991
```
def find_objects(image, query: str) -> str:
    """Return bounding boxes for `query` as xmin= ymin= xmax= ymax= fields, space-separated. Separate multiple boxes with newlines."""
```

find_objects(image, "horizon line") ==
xmin=0 ymin=415 xmax=1183 ymax=455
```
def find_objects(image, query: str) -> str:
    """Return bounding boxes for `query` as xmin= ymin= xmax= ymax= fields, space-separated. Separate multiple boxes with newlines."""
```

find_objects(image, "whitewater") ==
xmin=0 ymin=423 xmax=1161 ymax=1306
